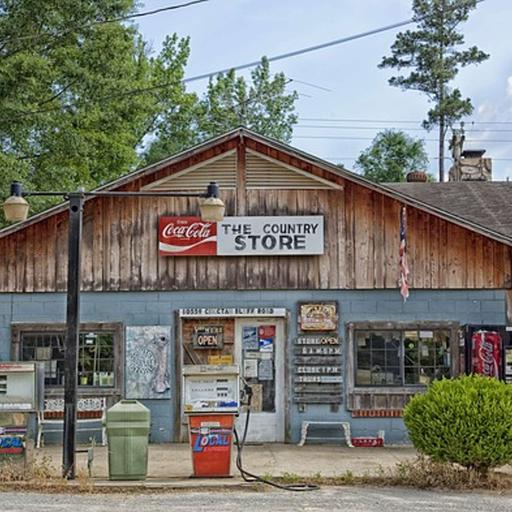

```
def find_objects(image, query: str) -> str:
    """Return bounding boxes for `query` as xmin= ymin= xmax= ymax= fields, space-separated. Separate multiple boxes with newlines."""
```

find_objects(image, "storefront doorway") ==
xmin=234 ymin=318 xmax=285 ymax=442
xmin=177 ymin=308 xmax=287 ymax=443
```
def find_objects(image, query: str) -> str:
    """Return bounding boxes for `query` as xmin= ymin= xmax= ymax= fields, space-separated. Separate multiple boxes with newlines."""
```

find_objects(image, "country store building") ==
xmin=0 ymin=127 xmax=511 ymax=445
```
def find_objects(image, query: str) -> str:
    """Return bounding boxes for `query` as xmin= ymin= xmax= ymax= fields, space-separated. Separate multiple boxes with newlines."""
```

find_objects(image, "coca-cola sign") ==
xmin=472 ymin=330 xmax=502 ymax=378
xmin=159 ymin=216 xmax=324 ymax=256
xmin=159 ymin=217 xmax=217 ymax=256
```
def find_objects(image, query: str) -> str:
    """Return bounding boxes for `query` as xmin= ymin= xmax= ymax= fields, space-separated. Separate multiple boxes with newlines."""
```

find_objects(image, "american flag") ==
xmin=399 ymin=206 xmax=410 ymax=301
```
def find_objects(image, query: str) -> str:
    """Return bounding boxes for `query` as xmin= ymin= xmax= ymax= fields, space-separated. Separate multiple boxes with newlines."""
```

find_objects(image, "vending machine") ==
xmin=182 ymin=365 xmax=240 ymax=477
xmin=462 ymin=325 xmax=512 ymax=383
xmin=0 ymin=362 xmax=45 ymax=458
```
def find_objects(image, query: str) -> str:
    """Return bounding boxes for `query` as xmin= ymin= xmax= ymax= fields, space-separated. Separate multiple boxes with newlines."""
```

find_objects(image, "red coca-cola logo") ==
xmin=159 ymin=216 xmax=217 ymax=256
xmin=472 ymin=331 xmax=501 ymax=378
xmin=162 ymin=221 xmax=213 ymax=239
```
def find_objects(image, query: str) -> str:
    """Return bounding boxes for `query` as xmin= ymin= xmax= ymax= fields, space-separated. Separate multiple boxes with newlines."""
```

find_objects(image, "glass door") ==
xmin=234 ymin=318 xmax=285 ymax=443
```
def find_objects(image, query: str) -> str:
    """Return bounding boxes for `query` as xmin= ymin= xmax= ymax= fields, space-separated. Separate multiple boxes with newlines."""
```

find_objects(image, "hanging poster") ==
xmin=298 ymin=302 xmax=338 ymax=331
xmin=242 ymin=326 xmax=259 ymax=351
xmin=258 ymin=359 xmax=274 ymax=381
xmin=259 ymin=325 xmax=275 ymax=352
xmin=126 ymin=326 xmax=171 ymax=399
xmin=243 ymin=359 xmax=259 ymax=379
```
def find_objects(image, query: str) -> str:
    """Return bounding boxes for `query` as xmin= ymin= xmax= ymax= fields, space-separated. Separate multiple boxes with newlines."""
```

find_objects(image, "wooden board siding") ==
xmin=1 ymin=145 xmax=511 ymax=292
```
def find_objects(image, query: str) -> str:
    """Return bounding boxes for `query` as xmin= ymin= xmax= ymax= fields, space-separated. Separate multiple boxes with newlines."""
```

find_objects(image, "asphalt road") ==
xmin=0 ymin=487 xmax=511 ymax=512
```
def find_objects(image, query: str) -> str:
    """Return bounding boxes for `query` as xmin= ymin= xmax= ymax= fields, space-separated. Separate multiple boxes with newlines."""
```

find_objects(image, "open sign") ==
xmin=193 ymin=326 xmax=224 ymax=349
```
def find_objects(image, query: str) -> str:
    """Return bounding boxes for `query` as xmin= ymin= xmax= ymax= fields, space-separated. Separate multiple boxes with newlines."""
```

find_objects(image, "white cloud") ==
xmin=507 ymin=76 xmax=512 ymax=97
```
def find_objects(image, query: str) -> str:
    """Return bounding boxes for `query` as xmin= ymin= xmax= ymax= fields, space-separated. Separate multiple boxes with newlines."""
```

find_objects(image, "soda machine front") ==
xmin=463 ymin=325 xmax=511 ymax=381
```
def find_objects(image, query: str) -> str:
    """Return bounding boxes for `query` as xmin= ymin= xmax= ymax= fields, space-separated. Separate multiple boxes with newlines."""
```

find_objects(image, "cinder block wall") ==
xmin=0 ymin=290 xmax=505 ymax=443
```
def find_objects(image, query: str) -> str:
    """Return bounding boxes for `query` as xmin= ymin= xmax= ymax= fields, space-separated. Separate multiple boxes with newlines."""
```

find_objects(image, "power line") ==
xmin=4 ymin=1 xmax=209 ymax=43
xmin=183 ymin=0 xmax=485 ymax=83
xmin=97 ymin=0 xmax=209 ymax=23
xmin=322 ymin=156 xmax=512 ymax=161
xmin=182 ymin=18 xmax=416 ymax=83
xmin=299 ymin=117 xmax=512 ymax=125
xmin=290 ymin=79 xmax=332 ymax=92
xmin=295 ymin=124 xmax=512 ymax=133
xmin=293 ymin=135 xmax=512 ymax=143
xmin=1 ymin=0 xmax=488 ymax=120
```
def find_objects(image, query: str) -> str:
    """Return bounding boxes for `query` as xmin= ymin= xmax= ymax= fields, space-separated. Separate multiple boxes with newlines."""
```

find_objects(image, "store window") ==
xmin=11 ymin=323 xmax=122 ymax=392
xmin=354 ymin=327 xmax=453 ymax=387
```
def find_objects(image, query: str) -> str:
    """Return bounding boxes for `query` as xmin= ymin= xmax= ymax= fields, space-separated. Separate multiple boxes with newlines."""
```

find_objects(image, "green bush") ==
xmin=404 ymin=375 xmax=512 ymax=474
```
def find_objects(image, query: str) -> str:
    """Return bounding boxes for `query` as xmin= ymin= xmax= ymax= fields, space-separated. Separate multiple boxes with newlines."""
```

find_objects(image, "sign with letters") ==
xmin=298 ymin=303 xmax=338 ymax=332
xmin=159 ymin=216 xmax=324 ymax=256
xmin=179 ymin=307 xmax=287 ymax=318
xmin=193 ymin=326 xmax=224 ymax=350
xmin=293 ymin=334 xmax=343 ymax=404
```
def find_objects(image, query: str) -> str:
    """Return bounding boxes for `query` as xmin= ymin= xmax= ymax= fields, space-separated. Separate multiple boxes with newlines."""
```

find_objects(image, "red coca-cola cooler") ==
xmin=462 ymin=325 xmax=512 ymax=383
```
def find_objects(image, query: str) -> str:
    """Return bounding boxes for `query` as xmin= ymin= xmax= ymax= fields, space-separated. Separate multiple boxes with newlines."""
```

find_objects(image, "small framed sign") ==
xmin=193 ymin=326 xmax=224 ymax=350
xmin=298 ymin=302 xmax=338 ymax=332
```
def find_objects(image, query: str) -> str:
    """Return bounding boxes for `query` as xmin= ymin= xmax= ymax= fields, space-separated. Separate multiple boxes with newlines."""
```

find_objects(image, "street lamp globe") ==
xmin=199 ymin=196 xmax=225 ymax=222
xmin=2 ymin=194 xmax=29 ymax=223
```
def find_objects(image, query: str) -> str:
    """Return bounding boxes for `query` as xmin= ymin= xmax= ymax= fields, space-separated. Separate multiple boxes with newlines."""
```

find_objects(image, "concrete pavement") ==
xmin=2 ymin=487 xmax=512 ymax=512
xmin=34 ymin=443 xmax=417 ymax=482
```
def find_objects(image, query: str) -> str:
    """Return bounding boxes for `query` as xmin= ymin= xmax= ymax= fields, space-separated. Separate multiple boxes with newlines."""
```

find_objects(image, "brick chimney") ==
xmin=448 ymin=124 xmax=492 ymax=181
xmin=406 ymin=170 xmax=428 ymax=182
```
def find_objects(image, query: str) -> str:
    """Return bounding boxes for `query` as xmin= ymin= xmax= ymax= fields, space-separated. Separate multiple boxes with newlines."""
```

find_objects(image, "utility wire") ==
xmin=182 ymin=18 xmax=416 ymax=83
xmin=182 ymin=0 xmax=485 ymax=83
xmin=296 ymin=124 xmax=512 ymax=133
xmin=323 ymin=156 xmax=512 ymax=161
xmin=3 ymin=1 xmax=209 ymax=43
xmin=1 ymin=0 xmax=487 ymax=119
xmin=299 ymin=117 xmax=512 ymax=125
xmin=293 ymin=135 xmax=512 ymax=143
xmin=95 ymin=0 xmax=209 ymax=24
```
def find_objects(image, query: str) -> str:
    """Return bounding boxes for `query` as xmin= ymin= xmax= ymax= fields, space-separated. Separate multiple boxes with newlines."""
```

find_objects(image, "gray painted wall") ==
xmin=0 ymin=289 xmax=506 ymax=444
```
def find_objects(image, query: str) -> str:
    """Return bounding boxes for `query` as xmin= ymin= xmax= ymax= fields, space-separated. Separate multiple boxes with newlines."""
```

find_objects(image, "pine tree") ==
xmin=379 ymin=0 xmax=488 ymax=181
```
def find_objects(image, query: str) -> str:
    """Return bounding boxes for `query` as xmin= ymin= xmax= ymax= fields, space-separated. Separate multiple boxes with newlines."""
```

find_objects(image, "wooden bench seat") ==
xmin=36 ymin=397 xmax=107 ymax=448
xmin=298 ymin=420 xmax=353 ymax=447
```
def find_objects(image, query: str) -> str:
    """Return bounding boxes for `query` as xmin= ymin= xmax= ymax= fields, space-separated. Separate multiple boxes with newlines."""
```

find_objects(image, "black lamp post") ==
xmin=2 ymin=181 xmax=225 ymax=479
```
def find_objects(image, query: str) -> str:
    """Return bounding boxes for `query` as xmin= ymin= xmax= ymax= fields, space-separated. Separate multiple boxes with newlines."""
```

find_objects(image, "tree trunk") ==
xmin=438 ymin=120 xmax=445 ymax=182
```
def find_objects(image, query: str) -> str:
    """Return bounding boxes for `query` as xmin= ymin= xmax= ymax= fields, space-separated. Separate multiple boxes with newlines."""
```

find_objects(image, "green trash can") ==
xmin=105 ymin=400 xmax=150 ymax=480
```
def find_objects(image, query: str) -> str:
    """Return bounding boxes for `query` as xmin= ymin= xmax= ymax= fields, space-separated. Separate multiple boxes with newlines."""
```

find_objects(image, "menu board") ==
xmin=293 ymin=335 xmax=342 ymax=404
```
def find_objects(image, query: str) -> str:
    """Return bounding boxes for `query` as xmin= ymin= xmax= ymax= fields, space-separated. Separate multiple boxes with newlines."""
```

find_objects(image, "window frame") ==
xmin=11 ymin=322 xmax=124 ymax=398
xmin=354 ymin=328 xmax=453 ymax=387
xmin=347 ymin=321 xmax=460 ymax=397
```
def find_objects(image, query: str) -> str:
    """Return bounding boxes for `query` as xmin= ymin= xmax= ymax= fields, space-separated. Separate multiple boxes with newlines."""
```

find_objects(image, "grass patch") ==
xmin=386 ymin=456 xmax=512 ymax=491
xmin=1 ymin=454 xmax=511 ymax=494
xmin=0 ymin=454 xmax=92 ymax=494
xmin=268 ymin=457 xmax=512 ymax=491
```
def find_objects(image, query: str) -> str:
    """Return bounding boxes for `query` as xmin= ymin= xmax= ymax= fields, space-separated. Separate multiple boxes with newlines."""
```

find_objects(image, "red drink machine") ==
xmin=462 ymin=325 xmax=512 ymax=383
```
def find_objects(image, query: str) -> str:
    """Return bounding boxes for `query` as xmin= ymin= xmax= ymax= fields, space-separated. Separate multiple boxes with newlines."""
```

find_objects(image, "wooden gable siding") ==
xmin=0 ymin=140 xmax=511 ymax=292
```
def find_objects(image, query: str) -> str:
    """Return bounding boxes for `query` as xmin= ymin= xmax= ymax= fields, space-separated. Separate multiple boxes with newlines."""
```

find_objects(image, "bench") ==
xmin=36 ymin=397 xmax=107 ymax=448
xmin=298 ymin=421 xmax=354 ymax=447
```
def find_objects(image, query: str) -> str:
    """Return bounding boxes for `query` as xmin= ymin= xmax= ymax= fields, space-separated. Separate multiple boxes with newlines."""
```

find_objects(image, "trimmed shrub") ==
xmin=404 ymin=375 xmax=512 ymax=474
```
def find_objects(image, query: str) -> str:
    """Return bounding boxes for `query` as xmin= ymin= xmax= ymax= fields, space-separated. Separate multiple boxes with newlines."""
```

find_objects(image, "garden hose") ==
xmin=233 ymin=385 xmax=319 ymax=492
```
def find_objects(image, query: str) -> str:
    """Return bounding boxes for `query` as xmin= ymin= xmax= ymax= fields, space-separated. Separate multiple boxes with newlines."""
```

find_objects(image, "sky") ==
xmin=136 ymin=0 xmax=512 ymax=181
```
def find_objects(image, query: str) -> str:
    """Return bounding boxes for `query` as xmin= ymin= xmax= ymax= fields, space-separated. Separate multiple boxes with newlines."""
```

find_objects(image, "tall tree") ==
xmin=355 ymin=130 xmax=429 ymax=183
xmin=379 ymin=0 xmax=488 ymax=181
xmin=0 ymin=1 xmax=190 ymax=224
xmin=144 ymin=57 xmax=298 ymax=164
